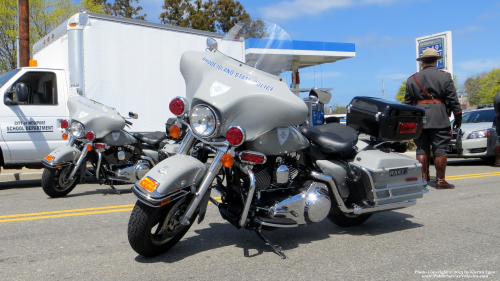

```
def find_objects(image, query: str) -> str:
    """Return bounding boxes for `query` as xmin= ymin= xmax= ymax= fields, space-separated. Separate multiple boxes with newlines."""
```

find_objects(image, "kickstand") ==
xmin=255 ymin=229 xmax=288 ymax=259
xmin=109 ymin=181 xmax=121 ymax=195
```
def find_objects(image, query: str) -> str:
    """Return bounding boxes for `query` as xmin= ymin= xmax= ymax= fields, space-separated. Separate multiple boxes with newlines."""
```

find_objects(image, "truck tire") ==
xmin=128 ymin=196 xmax=197 ymax=257
xmin=328 ymin=212 xmax=372 ymax=227
xmin=41 ymin=166 xmax=79 ymax=197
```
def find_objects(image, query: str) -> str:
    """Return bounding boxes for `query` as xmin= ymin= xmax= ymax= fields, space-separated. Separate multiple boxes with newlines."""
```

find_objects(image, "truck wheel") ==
xmin=328 ymin=212 xmax=372 ymax=227
xmin=128 ymin=196 xmax=197 ymax=257
xmin=41 ymin=166 xmax=79 ymax=197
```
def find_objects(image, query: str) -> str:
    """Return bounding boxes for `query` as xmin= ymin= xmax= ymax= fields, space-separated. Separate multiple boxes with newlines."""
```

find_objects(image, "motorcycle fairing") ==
xmin=246 ymin=126 xmax=309 ymax=156
xmin=67 ymin=96 xmax=125 ymax=138
xmin=180 ymin=51 xmax=308 ymax=141
xmin=43 ymin=146 xmax=81 ymax=166
xmin=99 ymin=130 xmax=137 ymax=146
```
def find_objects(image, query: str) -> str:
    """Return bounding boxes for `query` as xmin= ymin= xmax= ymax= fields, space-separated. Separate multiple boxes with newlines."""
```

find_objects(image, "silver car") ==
xmin=447 ymin=108 xmax=497 ymax=160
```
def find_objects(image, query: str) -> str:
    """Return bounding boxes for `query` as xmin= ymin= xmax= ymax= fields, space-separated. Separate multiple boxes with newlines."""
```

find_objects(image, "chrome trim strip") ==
xmin=374 ymin=181 xmax=428 ymax=193
xmin=140 ymin=155 xmax=155 ymax=167
xmin=95 ymin=150 xmax=102 ymax=181
xmin=42 ymin=158 xmax=72 ymax=167
xmin=237 ymin=163 xmax=256 ymax=227
xmin=358 ymin=166 xmax=378 ymax=207
xmin=132 ymin=183 xmax=189 ymax=208
xmin=375 ymin=189 xmax=429 ymax=203
xmin=352 ymin=200 xmax=418 ymax=215
xmin=255 ymin=219 xmax=297 ymax=228
xmin=310 ymin=172 xmax=350 ymax=213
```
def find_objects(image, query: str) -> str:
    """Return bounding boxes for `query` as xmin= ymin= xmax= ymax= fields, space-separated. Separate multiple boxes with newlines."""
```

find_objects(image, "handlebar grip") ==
xmin=125 ymin=120 xmax=133 ymax=126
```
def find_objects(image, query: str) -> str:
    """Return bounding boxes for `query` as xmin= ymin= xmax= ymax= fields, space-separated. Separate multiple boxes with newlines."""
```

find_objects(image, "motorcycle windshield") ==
xmin=181 ymin=19 xmax=307 ymax=141
xmin=67 ymin=81 xmax=125 ymax=139
xmin=219 ymin=18 xmax=293 ymax=76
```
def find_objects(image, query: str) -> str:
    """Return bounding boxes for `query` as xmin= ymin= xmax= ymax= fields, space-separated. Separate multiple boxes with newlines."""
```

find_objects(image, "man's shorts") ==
xmin=414 ymin=127 xmax=452 ymax=157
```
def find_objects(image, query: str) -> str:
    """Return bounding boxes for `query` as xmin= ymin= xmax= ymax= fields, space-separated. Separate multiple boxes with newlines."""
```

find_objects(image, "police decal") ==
xmin=210 ymin=81 xmax=231 ymax=97
xmin=277 ymin=127 xmax=290 ymax=146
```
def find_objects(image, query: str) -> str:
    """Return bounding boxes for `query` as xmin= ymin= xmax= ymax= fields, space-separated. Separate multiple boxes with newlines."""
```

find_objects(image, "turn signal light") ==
xmin=61 ymin=120 xmax=69 ymax=129
xmin=240 ymin=152 xmax=266 ymax=164
xmin=406 ymin=177 xmax=418 ymax=182
xmin=139 ymin=176 xmax=158 ymax=192
xmin=94 ymin=143 xmax=106 ymax=149
xmin=45 ymin=155 xmax=55 ymax=161
xmin=62 ymin=133 xmax=68 ymax=140
xmin=399 ymin=122 xmax=417 ymax=134
xmin=221 ymin=153 xmax=234 ymax=168
xmin=86 ymin=144 xmax=92 ymax=151
xmin=169 ymin=97 xmax=188 ymax=116
xmin=86 ymin=131 xmax=95 ymax=140
xmin=170 ymin=125 xmax=181 ymax=138
xmin=226 ymin=126 xmax=245 ymax=146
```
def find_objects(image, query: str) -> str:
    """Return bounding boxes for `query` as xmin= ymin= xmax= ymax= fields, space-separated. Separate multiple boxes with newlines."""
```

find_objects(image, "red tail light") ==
xmin=399 ymin=122 xmax=417 ymax=134
xmin=169 ymin=97 xmax=188 ymax=116
xmin=61 ymin=120 xmax=69 ymax=129
xmin=406 ymin=177 xmax=418 ymax=182
xmin=240 ymin=151 xmax=266 ymax=164
xmin=86 ymin=131 xmax=95 ymax=140
xmin=94 ymin=143 xmax=106 ymax=149
xmin=226 ymin=126 xmax=245 ymax=146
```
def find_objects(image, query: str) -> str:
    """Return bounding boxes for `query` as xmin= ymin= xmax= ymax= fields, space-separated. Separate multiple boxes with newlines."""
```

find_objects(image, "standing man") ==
xmin=493 ymin=90 xmax=500 ymax=167
xmin=405 ymin=48 xmax=462 ymax=189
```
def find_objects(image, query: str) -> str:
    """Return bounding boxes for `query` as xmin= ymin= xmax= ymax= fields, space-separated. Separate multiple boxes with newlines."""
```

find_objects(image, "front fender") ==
xmin=43 ymin=146 xmax=81 ymax=167
xmin=132 ymin=154 xmax=207 ymax=207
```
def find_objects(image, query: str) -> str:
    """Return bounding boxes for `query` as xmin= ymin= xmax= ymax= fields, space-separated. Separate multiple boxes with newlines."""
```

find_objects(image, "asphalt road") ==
xmin=0 ymin=158 xmax=499 ymax=280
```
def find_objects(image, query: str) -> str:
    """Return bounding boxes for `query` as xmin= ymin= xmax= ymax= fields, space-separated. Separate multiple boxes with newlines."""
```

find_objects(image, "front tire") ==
xmin=41 ymin=166 xmax=79 ymax=198
xmin=128 ymin=196 xmax=197 ymax=257
xmin=328 ymin=212 xmax=372 ymax=227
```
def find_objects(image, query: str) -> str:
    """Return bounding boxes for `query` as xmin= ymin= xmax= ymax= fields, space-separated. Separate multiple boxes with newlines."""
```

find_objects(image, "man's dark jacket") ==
xmin=405 ymin=66 xmax=461 ymax=129
xmin=494 ymin=91 xmax=500 ymax=132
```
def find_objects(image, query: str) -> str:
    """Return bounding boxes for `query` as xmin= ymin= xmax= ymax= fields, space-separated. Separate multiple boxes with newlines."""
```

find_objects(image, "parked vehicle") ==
xmin=126 ymin=19 xmax=428 ymax=259
xmin=41 ymin=82 xmax=172 ymax=197
xmin=0 ymin=11 xmax=242 ymax=171
xmin=447 ymin=107 xmax=497 ymax=161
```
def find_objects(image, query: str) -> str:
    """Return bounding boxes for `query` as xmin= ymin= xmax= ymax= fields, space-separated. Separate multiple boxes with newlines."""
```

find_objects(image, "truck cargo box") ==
xmin=346 ymin=97 xmax=425 ymax=141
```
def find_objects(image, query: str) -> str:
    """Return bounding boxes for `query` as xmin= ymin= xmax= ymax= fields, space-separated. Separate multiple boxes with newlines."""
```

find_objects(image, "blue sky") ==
xmin=137 ymin=0 xmax=500 ymax=107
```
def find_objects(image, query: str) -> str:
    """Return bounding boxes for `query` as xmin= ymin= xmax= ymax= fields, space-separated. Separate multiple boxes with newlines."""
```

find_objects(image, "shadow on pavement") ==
xmin=0 ymin=179 xmax=41 ymax=190
xmin=134 ymin=211 xmax=421 ymax=263
xmin=60 ymin=187 xmax=133 ymax=198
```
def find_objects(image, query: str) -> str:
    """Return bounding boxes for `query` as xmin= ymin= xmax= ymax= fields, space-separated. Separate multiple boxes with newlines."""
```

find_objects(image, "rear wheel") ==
xmin=128 ymin=196 xmax=197 ymax=257
xmin=41 ymin=166 xmax=79 ymax=197
xmin=328 ymin=212 xmax=372 ymax=227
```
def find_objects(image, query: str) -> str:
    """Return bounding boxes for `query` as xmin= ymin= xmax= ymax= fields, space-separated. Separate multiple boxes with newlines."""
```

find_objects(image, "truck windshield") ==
xmin=462 ymin=109 xmax=496 ymax=123
xmin=0 ymin=69 xmax=21 ymax=89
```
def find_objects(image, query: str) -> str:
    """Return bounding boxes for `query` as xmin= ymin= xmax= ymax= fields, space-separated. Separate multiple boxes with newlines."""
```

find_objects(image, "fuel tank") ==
xmin=99 ymin=130 xmax=137 ymax=146
xmin=245 ymin=126 xmax=309 ymax=156
xmin=180 ymin=50 xmax=308 ymax=141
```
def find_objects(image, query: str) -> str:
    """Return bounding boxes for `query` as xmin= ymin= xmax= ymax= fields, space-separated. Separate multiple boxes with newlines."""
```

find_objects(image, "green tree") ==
xmin=452 ymin=74 xmax=459 ymax=93
xmin=395 ymin=80 xmax=406 ymax=103
xmin=0 ymin=0 xmax=106 ymax=71
xmin=462 ymin=73 xmax=486 ymax=106
xmin=108 ymin=0 xmax=146 ymax=20
xmin=478 ymin=68 xmax=500 ymax=104
xmin=159 ymin=0 xmax=249 ymax=33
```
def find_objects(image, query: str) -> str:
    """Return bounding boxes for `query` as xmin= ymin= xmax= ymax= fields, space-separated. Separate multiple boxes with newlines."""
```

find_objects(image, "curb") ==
xmin=0 ymin=172 xmax=43 ymax=182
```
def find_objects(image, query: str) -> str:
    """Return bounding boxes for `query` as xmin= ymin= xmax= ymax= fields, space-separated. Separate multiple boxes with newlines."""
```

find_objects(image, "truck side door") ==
xmin=0 ymin=69 xmax=67 ymax=164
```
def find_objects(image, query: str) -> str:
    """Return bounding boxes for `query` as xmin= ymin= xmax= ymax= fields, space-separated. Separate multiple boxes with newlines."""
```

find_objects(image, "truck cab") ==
xmin=0 ymin=67 xmax=68 ymax=169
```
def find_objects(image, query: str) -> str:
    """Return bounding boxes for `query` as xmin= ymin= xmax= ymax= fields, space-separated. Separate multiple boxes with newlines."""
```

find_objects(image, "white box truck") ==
xmin=0 ymin=11 xmax=243 ymax=170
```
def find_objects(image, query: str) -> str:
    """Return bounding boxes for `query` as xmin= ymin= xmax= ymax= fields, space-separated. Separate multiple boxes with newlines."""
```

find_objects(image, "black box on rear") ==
xmin=346 ymin=97 xmax=425 ymax=141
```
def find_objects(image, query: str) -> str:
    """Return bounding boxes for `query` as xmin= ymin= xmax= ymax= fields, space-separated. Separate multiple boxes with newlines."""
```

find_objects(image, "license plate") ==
xmin=389 ymin=168 xmax=407 ymax=176
xmin=445 ymin=145 xmax=453 ymax=152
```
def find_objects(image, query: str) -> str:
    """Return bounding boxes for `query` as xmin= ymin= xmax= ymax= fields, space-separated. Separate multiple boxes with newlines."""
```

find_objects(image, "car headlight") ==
xmin=467 ymin=130 xmax=491 ymax=139
xmin=69 ymin=121 xmax=85 ymax=138
xmin=189 ymin=105 xmax=219 ymax=137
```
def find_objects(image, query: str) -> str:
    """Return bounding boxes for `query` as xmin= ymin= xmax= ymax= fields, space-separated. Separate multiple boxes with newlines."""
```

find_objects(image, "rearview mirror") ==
xmin=129 ymin=112 xmax=139 ymax=119
xmin=15 ymin=82 xmax=28 ymax=103
xmin=206 ymin=37 xmax=218 ymax=51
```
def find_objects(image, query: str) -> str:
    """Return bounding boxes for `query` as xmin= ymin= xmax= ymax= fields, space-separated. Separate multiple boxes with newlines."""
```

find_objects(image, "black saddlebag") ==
xmin=346 ymin=97 xmax=425 ymax=141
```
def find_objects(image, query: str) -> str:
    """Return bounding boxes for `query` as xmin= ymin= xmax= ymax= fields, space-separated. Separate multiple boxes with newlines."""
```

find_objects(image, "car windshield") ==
xmin=0 ymin=69 xmax=21 ymax=89
xmin=462 ymin=109 xmax=496 ymax=123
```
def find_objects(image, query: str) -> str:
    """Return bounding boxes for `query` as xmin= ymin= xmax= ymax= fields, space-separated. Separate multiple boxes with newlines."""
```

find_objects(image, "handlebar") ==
xmin=125 ymin=120 xmax=133 ymax=126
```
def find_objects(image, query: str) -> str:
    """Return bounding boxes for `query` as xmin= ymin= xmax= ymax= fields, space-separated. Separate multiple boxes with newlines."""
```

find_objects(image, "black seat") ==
xmin=299 ymin=123 xmax=358 ymax=153
xmin=132 ymin=132 xmax=166 ymax=147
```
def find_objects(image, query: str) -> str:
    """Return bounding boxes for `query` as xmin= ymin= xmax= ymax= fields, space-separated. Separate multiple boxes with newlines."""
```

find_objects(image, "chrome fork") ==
xmin=68 ymin=143 xmax=90 ymax=181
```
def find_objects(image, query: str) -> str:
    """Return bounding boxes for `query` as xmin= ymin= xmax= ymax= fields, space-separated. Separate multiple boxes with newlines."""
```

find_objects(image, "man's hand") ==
xmin=453 ymin=111 xmax=462 ymax=131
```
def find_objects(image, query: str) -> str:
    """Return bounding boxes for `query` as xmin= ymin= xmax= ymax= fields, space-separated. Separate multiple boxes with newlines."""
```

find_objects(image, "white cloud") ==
xmin=301 ymin=71 xmax=341 ymax=79
xmin=454 ymin=25 xmax=483 ymax=35
xmin=346 ymin=32 xmax=411 ymax=48
xmin=378 ymin=73 xmax=410 ymax=81
xmin=259 ymin=0 xmax=404 ymax=20
xmin=456 ymin=59 xmax=500 ymax=73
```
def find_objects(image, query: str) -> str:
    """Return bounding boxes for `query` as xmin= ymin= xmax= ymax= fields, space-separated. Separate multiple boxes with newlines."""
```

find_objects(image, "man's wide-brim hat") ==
xmin=417 ymin=48 xmax=443 ymax=61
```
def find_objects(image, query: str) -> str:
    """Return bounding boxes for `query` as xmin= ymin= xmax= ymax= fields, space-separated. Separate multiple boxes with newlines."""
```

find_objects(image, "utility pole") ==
xmin=16 ymin=0 xmax=20 ymax=68
xmin=18 ymin=0 xmax=29 ymax=67
xmin=378 ymin=79 xmax=385 ymax=99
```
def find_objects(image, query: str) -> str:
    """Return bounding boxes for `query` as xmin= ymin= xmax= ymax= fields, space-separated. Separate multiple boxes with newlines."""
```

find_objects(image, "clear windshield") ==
xmin=82 ymin=80 xmax=118 ymax=104
xmin=462 ymin=109 xmax=495 ymax=123
xmin=218 ymin=18 xmax=293 ymax=76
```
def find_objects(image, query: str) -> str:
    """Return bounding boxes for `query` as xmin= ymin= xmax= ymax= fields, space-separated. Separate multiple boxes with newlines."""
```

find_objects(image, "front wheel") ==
xmin=328 ymin=212 xmax=372 ymax=227
xmin=128 ymin=196 xmax=197 ymax=257
xmin=41 ymin=166 xmax=79 ymax=197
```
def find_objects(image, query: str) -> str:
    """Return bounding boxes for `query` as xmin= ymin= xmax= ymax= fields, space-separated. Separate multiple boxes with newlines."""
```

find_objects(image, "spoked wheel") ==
xmin=41 ymin=166 xmax=80 ymax=198
xmin=328 ymin=210 xmax=372 ymax=227
xmin=128 ymin=196 xmax=197 ymax=257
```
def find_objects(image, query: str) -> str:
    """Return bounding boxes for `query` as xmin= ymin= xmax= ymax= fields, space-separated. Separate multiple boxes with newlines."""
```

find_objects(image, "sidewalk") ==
xmin=0 ymin=167 xmax=44 ymax=182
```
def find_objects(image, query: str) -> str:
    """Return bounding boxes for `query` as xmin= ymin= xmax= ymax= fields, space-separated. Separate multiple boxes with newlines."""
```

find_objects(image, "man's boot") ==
xmin=434 ymin=155 xmax=455 ymax=189
xmin=416 ymin=154 xmax=430 ymax=181
xmin=494 ymin=145 xmax=500 ymax=167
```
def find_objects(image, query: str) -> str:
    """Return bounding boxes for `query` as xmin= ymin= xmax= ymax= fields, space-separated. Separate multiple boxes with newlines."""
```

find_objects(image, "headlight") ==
xmin=467 ymin=130 xmax=491 ymax=139
xmin=189 ymin=105 xmax=219 ymax=137
xmin=69 ymin=121 xmax=85 ymax=138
